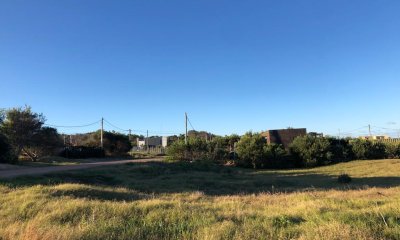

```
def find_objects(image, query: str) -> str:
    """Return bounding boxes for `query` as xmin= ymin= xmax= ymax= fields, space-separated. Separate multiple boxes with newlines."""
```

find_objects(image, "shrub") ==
xmin=60 ymin=146 xmax=105 ymax=159
xmin=327 ymin=138 xmax=354 ymax=162
xmin=338 ymin=174 xmax=352 ymax=184
xmin=187 ymin=138 xmax=209 ymax=161
xmin=289 ymin=135 xmax=332 ymax=167
xmin=263 ymin=143 xmax=291 ymax=168
xmin=385 ymin=143 xmax=400 ymax=159
xmin=207 ymin=137 xmax=230 ymax=162
xmin=370 ymin=141 xmax=387 ymax=159
xmin=350 ymin=139 xmax=386 ymax=160
xmin=235 ymin=132 xmax=267 ymax=168
xmin=166 ymin=138 xmax=210 ymax=162
xmin=0 ymin=133 xmax=17 ymax=163
xmin=166 ymin=140 xmax=188 ymax=161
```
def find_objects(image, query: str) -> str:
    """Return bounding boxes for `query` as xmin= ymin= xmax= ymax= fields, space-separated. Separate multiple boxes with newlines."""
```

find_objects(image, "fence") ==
xmin=129 ymin=146 xmax=166 ymax=155
xmin=375 ymin=138 xmax=400 ymax=143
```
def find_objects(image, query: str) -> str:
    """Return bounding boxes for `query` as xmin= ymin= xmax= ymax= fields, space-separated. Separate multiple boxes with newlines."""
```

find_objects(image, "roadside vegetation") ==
xmin=2 ymin=106 xmax=400 ymax=239
xmin=1 ymin=159 xmax=400 ymax=239
xmin=0 ymin=106 xmax=134 ymax=165
xmin=167 ymin=132 xmax=400 ymax=169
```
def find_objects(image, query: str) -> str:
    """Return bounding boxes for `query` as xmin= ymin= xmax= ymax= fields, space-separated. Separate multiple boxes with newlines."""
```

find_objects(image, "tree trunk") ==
xmin=22 ymin=147 xmax=37 ymax=162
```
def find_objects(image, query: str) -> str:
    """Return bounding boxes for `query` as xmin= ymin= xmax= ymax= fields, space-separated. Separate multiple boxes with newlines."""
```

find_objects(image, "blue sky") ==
xmin=1 ymin=0 xmax=399 ymax=137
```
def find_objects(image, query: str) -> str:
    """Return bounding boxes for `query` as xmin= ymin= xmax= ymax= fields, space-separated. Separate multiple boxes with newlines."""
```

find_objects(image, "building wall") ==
xmin=162 ymin=136 xmax=168 ymax=147
xmin=137 ymin=139 xmax=145 ymax=148
xmin=261 ymin=128 xmax=307 ymax=148
xmin=359 ymin=135 xmax=391 ymax=140
xmin=137 ymin=137 xmax=169 ymax=148
xmin=146 ymin=137 xmax=162 ymax=147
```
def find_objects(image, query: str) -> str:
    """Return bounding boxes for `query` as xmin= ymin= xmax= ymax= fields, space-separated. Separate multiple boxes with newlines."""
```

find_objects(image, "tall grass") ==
xmin=1 ymin=159 xmax=400 ymax=239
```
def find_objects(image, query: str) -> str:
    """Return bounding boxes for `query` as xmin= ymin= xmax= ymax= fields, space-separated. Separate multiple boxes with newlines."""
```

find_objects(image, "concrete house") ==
xmin=261 ymin=128 xmax=307 ymax=149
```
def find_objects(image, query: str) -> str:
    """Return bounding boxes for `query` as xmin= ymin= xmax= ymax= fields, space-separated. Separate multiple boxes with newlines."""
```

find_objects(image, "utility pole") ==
xmin=368 ymin=124 xmax=372 ymax=138
xmin=100 ymin=117 xmax=104 ymax=148
xmin=338 ymin=129 xmax=341 ymax=139
xmin=128 ymin=129 xmax=132 ymax=141
xmin=185 ymin=112 xmax=188 ymax=144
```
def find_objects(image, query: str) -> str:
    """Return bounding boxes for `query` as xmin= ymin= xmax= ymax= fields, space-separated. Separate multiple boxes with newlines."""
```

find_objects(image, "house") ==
xmin=261 ymin=128 xmax=307 ymax=149
xmin=359 ymin=135 xmax=390 ymax=140
xmin=137 ymin=136 xmax=169 ymax=148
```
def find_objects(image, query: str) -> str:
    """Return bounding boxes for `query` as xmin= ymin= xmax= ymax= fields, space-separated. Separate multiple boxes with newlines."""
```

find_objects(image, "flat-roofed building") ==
xmin=261 ymin=128 xmax=307 ymax=149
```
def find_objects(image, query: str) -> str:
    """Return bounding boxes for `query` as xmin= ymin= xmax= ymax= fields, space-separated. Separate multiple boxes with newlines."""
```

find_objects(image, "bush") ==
xmin=235 ymin=132 xmax=267 ymax=168
xmin=166 ymin=138 xmax=210 ymax=162
xmin=167 ymin=136 xmax=237 ymax=163
xmin=350 ymin=139 xmax=386 ymax=160
xmin=231 ymin=133 xmax=292 ymax=169
xmin=60 ymin=146 xmax=105 ymax=159
xmin=289 ymin=135 xmax=332 ymax=167
xmin=263 ymin=143 xmax=291 ymax=168
xmin=327 ymin=138 xmax=354 ymax=162
xmin=385 ymin=143 xmax=400 ymax=159
xmin=338 ymin=174 xmax=352 ymax=184
xmin=166 ymin=140 xmax=188 ymax=161
xmin=0 ymin=133 xmax=17 ymax=163
xmin=207 ymin=137 xmax=230 ymax=163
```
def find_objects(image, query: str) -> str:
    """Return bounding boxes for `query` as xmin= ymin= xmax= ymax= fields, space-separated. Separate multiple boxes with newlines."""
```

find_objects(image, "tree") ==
xmin=350 ymin=139 xmax=386 ymax=160
xmin=29 ymin=127 xmax=63 ymax=157
xmin=166 ymin=139 xmax=188 ymax=161
xmin=235 ymin=132 xmax=267 ymax=168
xmin=263 ymin=143 xmax=289 ymax=168
xmin=290 ymin=135 xmax=332 ymax=167
xmin=77 ymin=130 xmax=132 ymax=156
xmin=103 ymin=131 xmax=132 ymax=155
xmin=385 ymin=142 xmax=400 ymax=159
xmin=226 ymin=134 xmax=240 ymax=152
xmin=207 ymin=136 xmax=229 ymax=162
xmin=0 ymin=132 xmax=17 ymax=163
xmin=1 ymin=106 xmax=45 ymax=161
xmin=327 ymin=137 xmax=353 ymax=162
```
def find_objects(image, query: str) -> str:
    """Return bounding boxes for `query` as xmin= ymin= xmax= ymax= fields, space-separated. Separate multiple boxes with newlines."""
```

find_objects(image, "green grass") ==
xmin=17 ymin=156 xmax=135 ymax=167
xmin=1 ymin=159 xmax=400 ymax=239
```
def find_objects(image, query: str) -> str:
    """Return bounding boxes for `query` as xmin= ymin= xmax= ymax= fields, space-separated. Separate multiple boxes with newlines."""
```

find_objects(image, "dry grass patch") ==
xmin=0 ymin=159 xmax=400 ymax=239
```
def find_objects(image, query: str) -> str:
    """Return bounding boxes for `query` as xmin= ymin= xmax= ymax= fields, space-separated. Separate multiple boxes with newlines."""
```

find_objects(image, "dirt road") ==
xmin=0 ymin=158 xmax=163 ymax=179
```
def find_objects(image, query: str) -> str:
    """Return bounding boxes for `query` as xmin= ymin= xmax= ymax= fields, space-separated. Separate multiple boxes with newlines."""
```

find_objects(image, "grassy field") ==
xmin=17 ymin=156 xmax=140 ymax=167
xmin=1 ymin=159 xmax=400 ymax=239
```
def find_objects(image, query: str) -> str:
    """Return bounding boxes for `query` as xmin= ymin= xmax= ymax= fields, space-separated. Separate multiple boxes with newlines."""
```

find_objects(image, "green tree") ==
xmin=290 ymin=135 xmax=332 ymax=167
xmin=103 ymin=131 xmax=132 ymax=155
xmin=166 ymin=139 xmax=188 ymax=161
xmin=1 ymin=106 xmax=46 ymax=161
xmin=0 ymin=132 xmax=17 ymax=163
xmin=349 ymin=139 xmax=386 ymax=160
xmin=78 ymin=130 xmax=132 ymax=156
xmin=385 ymin=142 xmax=400 ymax=159
xmin=29 ymin=127 xmax=63 ymax=157
xmin=207 ymin=136 xmax=229 ymax=162
xmin=263 ymin=143 xmax=289 ymax=168
xmin=235 ymin=132 xmax=267 ymax=168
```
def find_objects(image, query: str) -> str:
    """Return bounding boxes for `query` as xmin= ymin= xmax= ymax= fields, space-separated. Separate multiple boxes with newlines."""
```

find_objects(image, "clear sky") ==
xmin=1 ymin=0 xmax=399 ymax=137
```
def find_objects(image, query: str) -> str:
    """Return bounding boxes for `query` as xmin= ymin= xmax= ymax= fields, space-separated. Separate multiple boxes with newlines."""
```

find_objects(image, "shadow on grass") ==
xmin=2 ymin=161 xmax=400 ymax=201
xmin=50 ymin=187 xmax=148 ymax=201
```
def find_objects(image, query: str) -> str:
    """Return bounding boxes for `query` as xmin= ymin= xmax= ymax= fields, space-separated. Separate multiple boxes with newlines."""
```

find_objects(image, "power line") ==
xmin=43 ymin=120 xmax=101 ymax=128
xmin=372 ymin=125 xmax=400 ymax=131
xmin=187 ymin=116 xmax=195 ymax=131
xmin=45 ymin=118 xmax=183 ymax=136
xmin=103 ymin=119 xmax=129 ymax=132
xmin=103 ymin=119 xmax=182 ymax=135
xmin=339 ymin=126 xmax=369 ymax=135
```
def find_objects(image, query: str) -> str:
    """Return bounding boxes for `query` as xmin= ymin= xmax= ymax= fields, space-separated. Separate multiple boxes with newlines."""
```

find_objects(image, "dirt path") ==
xmin=0 ymin=158 xmax=163 ymax=179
